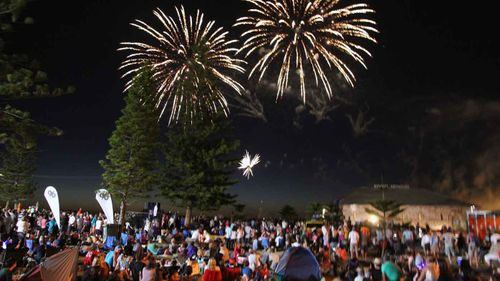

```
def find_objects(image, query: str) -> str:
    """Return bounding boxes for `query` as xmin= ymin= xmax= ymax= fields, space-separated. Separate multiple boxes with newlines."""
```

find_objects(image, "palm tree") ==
xmin=365 ymin=200 xmax=405 ymax=248
xmin=324 ymin=200 xmax=344 ymax=227
xmin=309 ymin=202 xmax=323 ymax=218
xmin=279 ymin=205 xmax=298 ymax=221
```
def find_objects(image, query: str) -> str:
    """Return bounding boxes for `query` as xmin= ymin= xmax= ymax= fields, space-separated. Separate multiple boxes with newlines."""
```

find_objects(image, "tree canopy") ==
xmin=99 ymin=70 xmax=160 ymax=226
xmin=160 ymin=115 xmax=239 ymax=224
xmin=0 ymin=0 xmax=70 ymax=205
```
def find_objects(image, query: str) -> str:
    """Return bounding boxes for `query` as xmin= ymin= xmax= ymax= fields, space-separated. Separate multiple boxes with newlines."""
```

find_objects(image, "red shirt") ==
xmin=203 ymin=269 xmax=222 ymax=281
xmin=222 ymin=267 xmax=241 ymax=281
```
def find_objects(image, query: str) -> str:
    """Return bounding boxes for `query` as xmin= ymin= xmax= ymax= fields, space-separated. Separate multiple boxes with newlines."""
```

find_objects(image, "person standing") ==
xmin=225 ymin=222 xmax=232 ymax=250
xmin=430 ymin=230 xmax=439 ymax=257
xmin=16 ymin=216 xmax=29 ymax=241
xmin=95 ymin=215 xmax=103 ymax=237
xmin=466 ymin=231 xmax=479 ymax=268
xmin=421 ymin=231 xmax=431 ymax=256
xmin=442 ymin=227 xmax=455 ymax=264
xmin=348 ymin=227 xmax=360 ymax=259
xmin=322 ymin=223 xmax=330 ymax=248
xmin=360 ymin=225 xmax=370 ymax=260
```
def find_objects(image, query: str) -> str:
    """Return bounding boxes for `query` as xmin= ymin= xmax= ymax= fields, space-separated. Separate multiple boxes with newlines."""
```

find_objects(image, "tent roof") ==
xmin=275 ymin=246 xmax=321 ymax=281
xmin=40 ymin=248 xmax=78 ymax=281
xmin=343 ymin=187 xmax=470 ymax=206
xmin=20 ymin=248 xmax=78 ymax=281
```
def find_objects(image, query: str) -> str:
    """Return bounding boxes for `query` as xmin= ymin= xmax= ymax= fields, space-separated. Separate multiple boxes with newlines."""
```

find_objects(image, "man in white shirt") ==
xmin=421 ymin=231 xmax=431 ymax=256
xmin=68 ymin=212 xmax=76 ymax=233
xmin=348 ymin=228 xmax=360 ymax=259
xmin=244 ymin=224 xmax=252 ymax=245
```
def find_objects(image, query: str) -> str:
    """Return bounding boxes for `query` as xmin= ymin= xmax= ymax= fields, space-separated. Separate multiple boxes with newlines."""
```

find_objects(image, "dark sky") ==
xmin=8 ymin=0 xmax=499 ymax=214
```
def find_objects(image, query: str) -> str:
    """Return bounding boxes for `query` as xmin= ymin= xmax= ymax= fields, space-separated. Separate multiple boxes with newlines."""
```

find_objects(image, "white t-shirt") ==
xmin=354 ymin=275 xmax=364 ymax=281
xmin=245 ymin=226 xmax=252 ymax=239
xmin=16 ymin=220 xmax=28 ymax=233
xmin=95 ymin=219 xmax=103 ymax=230
xmin=491 ymin=233 xmax=500 ymax=245
xmin=68 ymin=215 xmax=76 ymax=226
xmin=191 ymin=229 xmax=200 ymax=241
xmin=282 ymin=220 xmax=288 ymax=229
xmin=443 ymin=232 xmax=454 ymax=247
xmin=248 ymin=253 xmax=258 ymax=271
xmin=349 ymin=230 xmax=360 ymax=244
xmin=421 ymin=234 xmax=431 ymax=247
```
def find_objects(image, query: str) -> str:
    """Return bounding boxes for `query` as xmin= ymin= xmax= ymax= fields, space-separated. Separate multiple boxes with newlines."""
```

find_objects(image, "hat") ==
xmin=373 ymin=257 xmax=381 ymax=266
xmin=114 ymin=245 xmax=122 ymax=251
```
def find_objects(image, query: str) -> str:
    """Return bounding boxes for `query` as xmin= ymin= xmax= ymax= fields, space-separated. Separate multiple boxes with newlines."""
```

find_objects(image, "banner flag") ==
xmin=95 ymin=189 xmax=114 ymax=224
xmin=44 ymin=186 xmax=61 ymax=228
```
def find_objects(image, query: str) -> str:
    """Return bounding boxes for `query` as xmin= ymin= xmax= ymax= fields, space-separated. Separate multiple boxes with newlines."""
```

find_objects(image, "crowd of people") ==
xmin=0 ymin=205 xmax=499 ymax=281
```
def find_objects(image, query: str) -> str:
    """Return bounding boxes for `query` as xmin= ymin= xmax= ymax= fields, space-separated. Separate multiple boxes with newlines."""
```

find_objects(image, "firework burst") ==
xmin=235 ymin=0 xmax=378 ymax=103
xmin=239 ymin=150 xmax=261 ymax=179
xmin=119 ymin=6 xmax=245 ymax=124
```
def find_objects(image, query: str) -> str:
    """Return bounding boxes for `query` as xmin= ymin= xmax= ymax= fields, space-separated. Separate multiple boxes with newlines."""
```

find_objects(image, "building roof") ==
xmin=342 ymin=187 xmax=470 ymax=206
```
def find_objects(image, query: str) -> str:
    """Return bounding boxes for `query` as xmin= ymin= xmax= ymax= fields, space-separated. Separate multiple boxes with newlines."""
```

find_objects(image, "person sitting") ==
xmin=30 ymin=237 xmax=47 ymax=264
xmin=381 ymin=255 xmax=402 ymax=281
xmin=0 ymin=258 xmax=16 ymax=281
xmin=241 ymin=259 xmax=254 ymax=281
xmin=203 ymin=258 xmax=222 ymax=281
xmin=140 ymin=256 xmax=158 ymax=281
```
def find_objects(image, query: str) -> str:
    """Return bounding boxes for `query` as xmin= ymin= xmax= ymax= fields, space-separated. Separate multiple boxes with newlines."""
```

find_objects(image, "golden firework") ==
xmin=119 ymin=6 xmax=245 ymax=124
xmin=235 ymin=0 xmax=378 ymax=102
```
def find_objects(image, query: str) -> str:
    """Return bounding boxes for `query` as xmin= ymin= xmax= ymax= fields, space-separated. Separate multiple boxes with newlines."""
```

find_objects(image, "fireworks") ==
xmin=235 ymin=0 xmax=378 ymax=102
xmin=119 ymin=6 xmax=245 ymax=124
xmin=239 ymin=150 xmax=261 ymax=179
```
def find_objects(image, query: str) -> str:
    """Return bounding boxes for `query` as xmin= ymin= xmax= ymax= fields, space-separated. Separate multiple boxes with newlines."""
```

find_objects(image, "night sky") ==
xmin=8 ymin=0 xmax=499 ymax=214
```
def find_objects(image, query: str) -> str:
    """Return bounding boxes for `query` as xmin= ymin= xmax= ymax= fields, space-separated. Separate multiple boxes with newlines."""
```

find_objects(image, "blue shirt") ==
xmin=121 ymin=233 xmax=128 ymax=246
xmin=25 ymin=239 xmax=34 ymax=252
xmin=242 ymin=267 xmax=252 ymax=277
xmin=105 ymin=251 xmax=114 ymax=267
xmin=252 ymin=239 xmax=259 ymax=251
xmin=48 ymin=220 xmax=57 ymax=234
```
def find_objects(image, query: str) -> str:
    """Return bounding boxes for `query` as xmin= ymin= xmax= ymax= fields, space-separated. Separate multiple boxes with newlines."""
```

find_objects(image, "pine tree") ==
xmin=161 ymin=116 xmax=239 ymax=226
xmin=0 ymin=108 xmax=37 ymax=208
xmin=1 ymin=0 xmax=70 ymax=207
xmin=279 ymin=205 xmax=298 ymax=221
xmin=99 ymin=71 xmax=160 ymax=229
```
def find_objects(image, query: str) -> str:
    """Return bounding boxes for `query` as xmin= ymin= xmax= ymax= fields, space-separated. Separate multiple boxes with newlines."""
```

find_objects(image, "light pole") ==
xmin=258 ymin=200 xmax=263 ymax=219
